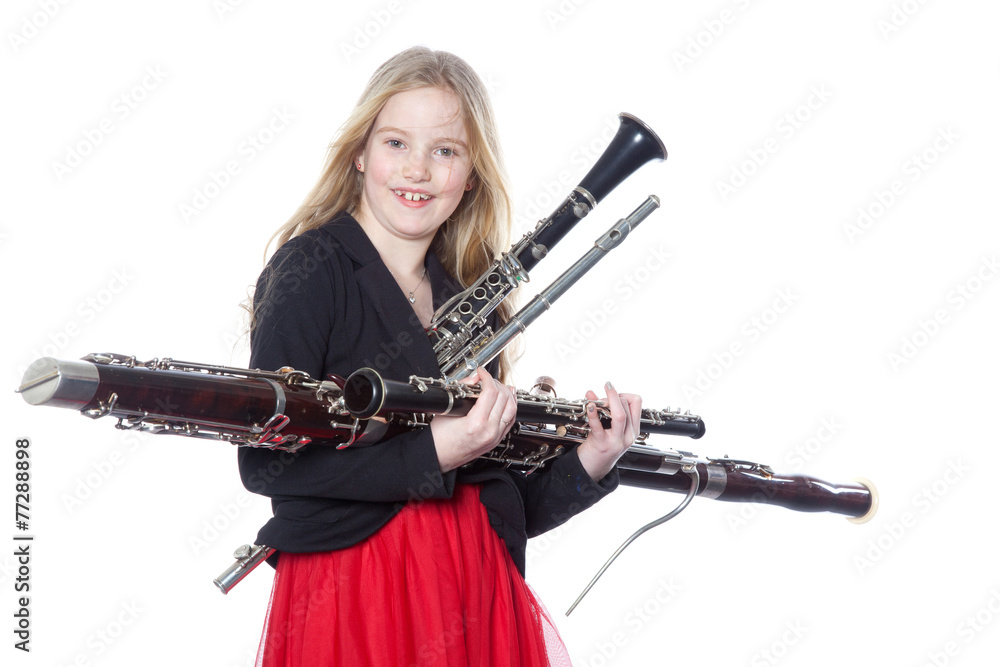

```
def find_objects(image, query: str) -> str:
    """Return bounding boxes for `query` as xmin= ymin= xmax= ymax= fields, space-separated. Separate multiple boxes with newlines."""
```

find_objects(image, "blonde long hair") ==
xmin=255 ymin=47 xmax=516 ymax=380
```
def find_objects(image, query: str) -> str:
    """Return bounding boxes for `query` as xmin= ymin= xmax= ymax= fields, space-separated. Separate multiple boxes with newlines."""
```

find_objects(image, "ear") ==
xmin=355 ymin=154 xmax=364 ymax=172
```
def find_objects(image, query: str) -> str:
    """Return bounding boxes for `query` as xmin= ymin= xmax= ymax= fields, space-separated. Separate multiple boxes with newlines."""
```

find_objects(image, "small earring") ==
xmin=357 ymin=162 xmax=363 ymax=170
xmin=465 ymin=182 xmax=473 ymax=191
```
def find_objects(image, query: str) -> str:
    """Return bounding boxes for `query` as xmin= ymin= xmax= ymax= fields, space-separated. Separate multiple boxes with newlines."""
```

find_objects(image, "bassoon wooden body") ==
xmin=18 ymin=353 xmax=877 ymax=523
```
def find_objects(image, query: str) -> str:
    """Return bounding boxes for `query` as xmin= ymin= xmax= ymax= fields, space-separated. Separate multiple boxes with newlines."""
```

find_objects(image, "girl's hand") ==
xmin=576 ymin=382 xmax=642 ymax=481
xmin=430 ymin=366 xmax=518 ymax=473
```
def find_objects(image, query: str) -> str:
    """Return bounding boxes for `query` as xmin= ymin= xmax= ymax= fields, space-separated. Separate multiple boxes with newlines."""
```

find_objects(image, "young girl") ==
xmin=240 ymin=46 xmax=642 ymax=666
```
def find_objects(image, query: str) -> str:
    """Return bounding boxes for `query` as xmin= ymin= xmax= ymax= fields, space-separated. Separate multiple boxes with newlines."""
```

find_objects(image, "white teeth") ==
xmin=393 ymin=190 xmax=431 ymax=201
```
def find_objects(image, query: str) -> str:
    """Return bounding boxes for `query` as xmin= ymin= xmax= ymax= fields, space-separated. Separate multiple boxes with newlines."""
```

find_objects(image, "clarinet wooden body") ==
xmin=342 ymin=366 xmax=705 ymax=440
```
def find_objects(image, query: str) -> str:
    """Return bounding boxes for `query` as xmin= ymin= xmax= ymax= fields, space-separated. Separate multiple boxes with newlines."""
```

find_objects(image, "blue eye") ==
xmin=387 ymin=139 xmax=404 ymax=149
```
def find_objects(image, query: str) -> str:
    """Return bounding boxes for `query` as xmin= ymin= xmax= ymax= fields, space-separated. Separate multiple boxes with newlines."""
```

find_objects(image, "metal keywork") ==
xmin=428 ymin=112 xmax=668 ymax=378
xmin=709 ymin=456 xmax=776 ymax=478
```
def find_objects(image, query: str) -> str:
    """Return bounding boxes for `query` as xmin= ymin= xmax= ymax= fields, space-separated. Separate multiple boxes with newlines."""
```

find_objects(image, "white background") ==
xmin=4 ymin=1 xmax=999 ymax=665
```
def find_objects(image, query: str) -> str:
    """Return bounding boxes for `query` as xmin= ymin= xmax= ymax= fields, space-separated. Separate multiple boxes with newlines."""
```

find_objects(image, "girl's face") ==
xmin=355 ymin=87 xmax=473 ymax=246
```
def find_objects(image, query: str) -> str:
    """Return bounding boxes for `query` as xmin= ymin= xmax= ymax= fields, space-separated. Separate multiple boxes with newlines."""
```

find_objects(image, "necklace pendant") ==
xmin=390 ymin=267 xmax=426 ymax=306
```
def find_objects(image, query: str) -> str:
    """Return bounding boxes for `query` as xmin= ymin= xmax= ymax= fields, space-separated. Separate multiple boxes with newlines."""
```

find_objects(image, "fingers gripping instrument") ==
xmin=342 ymin=365 xmax=705 ymax=446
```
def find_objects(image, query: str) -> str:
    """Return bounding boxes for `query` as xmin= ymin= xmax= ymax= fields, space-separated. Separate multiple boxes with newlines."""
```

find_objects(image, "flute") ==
xmin=429 ymin=113 xmax=667 ymax=379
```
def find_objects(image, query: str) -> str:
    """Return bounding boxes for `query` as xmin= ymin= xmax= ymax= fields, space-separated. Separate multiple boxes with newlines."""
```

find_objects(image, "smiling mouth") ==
xmin=393 ymin=189 xmax=433 ymax=202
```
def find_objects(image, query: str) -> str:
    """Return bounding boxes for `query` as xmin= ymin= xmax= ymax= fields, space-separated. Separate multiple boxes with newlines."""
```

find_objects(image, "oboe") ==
xmin=342 ymin=367 xmax=704 ymax=443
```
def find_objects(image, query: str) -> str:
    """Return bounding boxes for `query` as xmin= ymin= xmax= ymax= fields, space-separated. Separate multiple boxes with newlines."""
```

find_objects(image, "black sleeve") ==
xmin=520 ymin=447 xmax=619 ymax=538
xmin=247 ymin=233 xmax=338 ymax=380
xmin=238 ymin=234 xmax=456 ymax=503
xmin=238 ymin=429 xmax=455 ymax=503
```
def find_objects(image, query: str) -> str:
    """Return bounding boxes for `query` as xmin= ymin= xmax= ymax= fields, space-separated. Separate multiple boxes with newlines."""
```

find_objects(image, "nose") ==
xmin=403 ymin=149 xmax=430 ymax=181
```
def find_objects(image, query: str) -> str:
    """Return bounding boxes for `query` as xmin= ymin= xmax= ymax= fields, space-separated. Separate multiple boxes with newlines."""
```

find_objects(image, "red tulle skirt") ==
xmin=255 ymin=484 xmax=571 ymax=666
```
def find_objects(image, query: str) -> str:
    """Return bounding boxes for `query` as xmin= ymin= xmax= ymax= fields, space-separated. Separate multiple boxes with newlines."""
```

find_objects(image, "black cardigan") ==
xmin=238 ymin=213 xmax=618 ymax=575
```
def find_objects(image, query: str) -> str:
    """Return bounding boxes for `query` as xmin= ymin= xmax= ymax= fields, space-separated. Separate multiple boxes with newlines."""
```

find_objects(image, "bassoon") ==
xmin=18 ymin=353 xmax=878 ymax=595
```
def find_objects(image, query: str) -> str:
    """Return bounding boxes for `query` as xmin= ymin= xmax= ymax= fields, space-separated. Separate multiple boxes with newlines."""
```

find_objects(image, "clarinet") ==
xmin=342 ymin=368 xmax=705 ymax=444
xmin=430 ymin=113 xmax=667 ymax=379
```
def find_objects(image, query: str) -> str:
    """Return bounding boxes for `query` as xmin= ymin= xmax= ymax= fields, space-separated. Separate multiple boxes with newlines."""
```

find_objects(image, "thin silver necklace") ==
xmin=390 ymin=267 xmax=427 ymax=303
